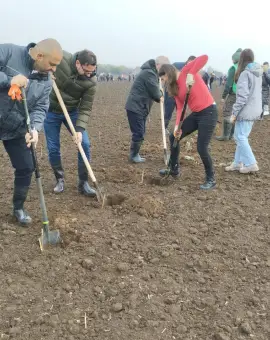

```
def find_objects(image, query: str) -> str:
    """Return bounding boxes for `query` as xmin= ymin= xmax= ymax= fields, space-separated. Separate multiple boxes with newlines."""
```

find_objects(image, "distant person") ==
xmin=125 ymin=59 xmax=163 ymax=163
xmin=209 ymin=73 xmax=215 ymax=90
xmin=216 ymin=48 xmax=242 ymax=141
xmin=262 ymin=62 xmax=270 ymax=116
xmin=225 ymin=49 xmax=262 ymax=174
xmin=219 ymin=76 xmax=223 ymax=86
xmin=129 ymin=73 xmax=131 ymax=82
xmin=202 ymin=70 xmax=210 ymax=87
xmin=0 ymin=39 xmax=63 ymax=225
xmin=44 ymin=49 xmax=97 ymax=197
xmin=159 ymin=55 xmax=218 ymax=190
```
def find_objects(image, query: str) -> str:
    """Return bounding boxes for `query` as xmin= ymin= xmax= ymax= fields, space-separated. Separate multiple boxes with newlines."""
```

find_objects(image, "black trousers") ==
xmin=170 ymin=105 xmax=218 ymax=178
xmin=3 ymin=138 xmax=34 ymax=208
xmin=126 ymin=110 xmax=147 ymax=143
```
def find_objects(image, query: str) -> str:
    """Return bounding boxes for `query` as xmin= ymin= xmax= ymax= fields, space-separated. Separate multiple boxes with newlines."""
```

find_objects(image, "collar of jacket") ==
xmin=26 ymin=42 xmax=36 ymax=71
xmin=70 ymin=53 xmax=79 ymax=75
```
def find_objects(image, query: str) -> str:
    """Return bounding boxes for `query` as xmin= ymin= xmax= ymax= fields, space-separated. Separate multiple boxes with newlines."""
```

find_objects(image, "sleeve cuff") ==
xmin=75 ymin=126 xmax=85 ymax=133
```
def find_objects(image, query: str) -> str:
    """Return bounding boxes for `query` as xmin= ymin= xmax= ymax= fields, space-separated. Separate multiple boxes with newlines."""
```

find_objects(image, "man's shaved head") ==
xmin=155 ymin=56 xmax=170 ymax=71
xmin=29 ymin=38 xmax=63 ymax=73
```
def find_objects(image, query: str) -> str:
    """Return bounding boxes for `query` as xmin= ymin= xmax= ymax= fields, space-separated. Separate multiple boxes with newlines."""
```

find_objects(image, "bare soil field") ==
xmin=0 ymin=82 xmax=269 ymax=340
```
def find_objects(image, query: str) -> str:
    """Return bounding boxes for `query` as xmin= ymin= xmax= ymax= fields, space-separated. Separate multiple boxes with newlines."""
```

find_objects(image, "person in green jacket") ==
xmin=216 ymin=48 xmax=242 ymax=141
xmin=44 ymin=49 xmax=97 ymax=196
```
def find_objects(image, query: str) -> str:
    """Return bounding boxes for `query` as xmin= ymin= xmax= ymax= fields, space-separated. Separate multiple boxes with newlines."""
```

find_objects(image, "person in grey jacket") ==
xmin=225 ymin=49 xmax=262 ymax=174
xmin=0 ymin=39 xmax=63 ymax=225
xmin=125 ymin=59 xmax=163 ymax=163
xmin=262 ymin=62 xmax=270 ymax=116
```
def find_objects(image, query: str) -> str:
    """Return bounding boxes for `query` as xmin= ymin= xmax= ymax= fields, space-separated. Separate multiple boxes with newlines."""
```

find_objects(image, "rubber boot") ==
xmin=216 ymin=119 xmax=231 ymax=141
xmin=159 ymin=164 xmax=180 ymax=178
xmin=78 ymin=164 xmax=96 ymax=197
xmin=200 ymin=176 xmax=216 ymax=190
xmin=159 ymin=133 xmax=180 ymax=178
xmin=52 ymin=166 xmax=65 ymax=194
xmin=129 ymin=141 xmax=145 ymax=163
xmin=13 ymin=186 xmax=32 ymax=226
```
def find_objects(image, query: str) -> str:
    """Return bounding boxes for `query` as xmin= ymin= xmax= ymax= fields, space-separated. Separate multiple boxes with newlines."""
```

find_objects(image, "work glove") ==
xmin=11 ymin=74 xmax=28 ymax=88
xmin=8 ymin=84 xmax=22 ymax=101
xmin=186 ymin=73 xmax=195 ymax=88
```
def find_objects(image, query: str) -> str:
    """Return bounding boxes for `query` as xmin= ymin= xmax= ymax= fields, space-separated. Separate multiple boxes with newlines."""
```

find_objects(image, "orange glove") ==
xmin=8 ymin=84 xmax=22 ymax=101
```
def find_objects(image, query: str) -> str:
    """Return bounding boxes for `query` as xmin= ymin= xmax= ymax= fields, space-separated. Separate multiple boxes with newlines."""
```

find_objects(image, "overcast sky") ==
xmin=1 ymin=0 xmax=269 ymax=72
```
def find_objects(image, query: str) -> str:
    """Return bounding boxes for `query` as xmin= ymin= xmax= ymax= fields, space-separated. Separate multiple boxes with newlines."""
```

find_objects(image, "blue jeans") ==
xmin=234 ymin=121 xmax=256 ymax=166
xmin=164 ymin=90 xmax=176 ymax=128
xmin=44 ymin=111 xmax=91 ymax=176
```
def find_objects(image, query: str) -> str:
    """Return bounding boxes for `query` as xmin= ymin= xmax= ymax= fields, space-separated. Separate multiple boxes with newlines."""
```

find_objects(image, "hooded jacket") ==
xmin=49 ymin=51 xmax=97 ymax=132
xmin=233 ymin=63 xmax=262 ymax=121
xmin=0 ymin=43 xmax=52 ymax=140
xmin=125 ymin=59 xmax=162 ymax=116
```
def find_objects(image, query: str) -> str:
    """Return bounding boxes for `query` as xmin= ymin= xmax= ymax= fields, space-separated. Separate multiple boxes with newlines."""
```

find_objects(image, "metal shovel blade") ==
xmin=38 ymin=228 xmax=62 ymax=252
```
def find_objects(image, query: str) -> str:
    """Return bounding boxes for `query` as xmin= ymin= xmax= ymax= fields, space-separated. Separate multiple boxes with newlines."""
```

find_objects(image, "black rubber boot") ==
xmin=159 ymin=164 xmax=180 ymax=178
xmin=159 ymin=133 xmax=180 ymax=178
xmin=13 ymin=186 xmax=32 ymax=226
xmin=200 ymin=176 xmax=216 ymax=190
xmin=52 ymin=166 xmax=65 ymax=194
xmin=78 ymin=164 xmax=96 ymax=197
xmin=216 ymin=119 xmax=231 ymax=141
xmin=129 ymin=141 xmax=145 ymax=163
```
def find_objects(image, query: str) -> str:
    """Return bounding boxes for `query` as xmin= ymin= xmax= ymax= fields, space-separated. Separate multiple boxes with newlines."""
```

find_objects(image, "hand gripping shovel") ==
xmin=159 ymin=79 xmax=169 ymax=165
xmin=162 ymin=86 xmax=191 ymax=179
xmin=52 ymin=81 xmax=103 ymax=202
xmin=21 ymin=88 xmax=61 ymax=251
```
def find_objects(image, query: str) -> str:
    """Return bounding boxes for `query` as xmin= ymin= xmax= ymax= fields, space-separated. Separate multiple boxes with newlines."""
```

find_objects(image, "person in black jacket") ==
xmin=0 ymin=39 xmax=63 ymax=225
xmin=125 ymin=59 xmax=163 ymax=163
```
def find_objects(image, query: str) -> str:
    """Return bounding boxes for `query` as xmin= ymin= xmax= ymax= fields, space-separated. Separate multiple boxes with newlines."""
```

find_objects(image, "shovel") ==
xmin=159 ymin=79 xmax=169 ymax=165
xmin=52 ymin=81 xmax=103 ymax=202
xmin=21 ymin=88 xmax=61 ymax=251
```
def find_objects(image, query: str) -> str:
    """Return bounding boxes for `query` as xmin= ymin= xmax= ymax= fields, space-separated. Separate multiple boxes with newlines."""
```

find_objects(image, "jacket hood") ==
xmin=141 ymin=59 xmax=157 ymax=72
xmin=173 ymin=62 xmax=185 ymax=71
xmin=232 ymin=48 xmax=242 ymax=63
xmin=246 ymin=63 xmax=263 ymax=77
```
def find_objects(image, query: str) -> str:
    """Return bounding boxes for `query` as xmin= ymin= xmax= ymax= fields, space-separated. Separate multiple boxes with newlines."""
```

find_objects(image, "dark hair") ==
xmin=159 ymin=64 xmax=178 ymax=96
xmin=77 ymin=50 xmax=97 ymax=66
xmin=235 ymin=49 xmax=254 ymax=83
xmin=263 ymin=61 xmax=269 ymax=66
xmin=186 ymin=55 xmax=196 ymax=64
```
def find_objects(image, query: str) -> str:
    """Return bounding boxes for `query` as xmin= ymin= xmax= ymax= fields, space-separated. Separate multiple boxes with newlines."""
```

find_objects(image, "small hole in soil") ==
xmin=106 ymin=194 xmax=127 ymax=206
xmin=145 ymin=176 xmax=169 ymax=186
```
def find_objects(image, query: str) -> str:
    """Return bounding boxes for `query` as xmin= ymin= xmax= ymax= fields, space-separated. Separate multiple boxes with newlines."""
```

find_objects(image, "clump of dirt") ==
xmin=124 ymin=195 xmax=164 ymax=217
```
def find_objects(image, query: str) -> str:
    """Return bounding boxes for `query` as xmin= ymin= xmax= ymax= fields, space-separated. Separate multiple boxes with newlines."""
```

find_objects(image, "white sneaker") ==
xmin=225 ymin=162 xmax=243 ymax=172
xmin=263 ymin=110 xmax=269 ymax=116
xmin=239 ymin=164 xmax=259 ymax=174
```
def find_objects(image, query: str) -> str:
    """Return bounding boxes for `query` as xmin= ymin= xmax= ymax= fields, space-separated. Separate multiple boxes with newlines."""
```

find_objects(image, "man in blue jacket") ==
xmin=156 ymin=56 xmax=196 ymax=130
xmin=0 ymin=39 xmax=63 ymax=225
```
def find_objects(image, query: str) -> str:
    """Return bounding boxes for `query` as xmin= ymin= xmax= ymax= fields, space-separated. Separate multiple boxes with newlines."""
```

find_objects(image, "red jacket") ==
xmin=175 ymin=55 xmax=214 ymax=127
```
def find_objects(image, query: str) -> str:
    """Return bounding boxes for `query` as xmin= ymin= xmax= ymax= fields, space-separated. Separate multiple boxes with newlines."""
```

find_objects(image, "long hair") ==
xmin=158 ymin=64 xmax=178 ymax=96
xmin=235 ymin=49 xmax=254 ymax=83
